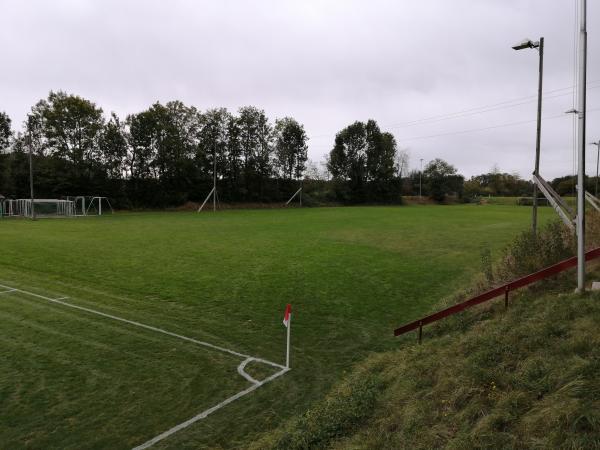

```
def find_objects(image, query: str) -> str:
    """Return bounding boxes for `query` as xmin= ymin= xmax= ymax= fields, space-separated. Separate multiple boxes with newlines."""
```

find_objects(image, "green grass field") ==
xmin=0 ymin=205 xmax=552 ymax=449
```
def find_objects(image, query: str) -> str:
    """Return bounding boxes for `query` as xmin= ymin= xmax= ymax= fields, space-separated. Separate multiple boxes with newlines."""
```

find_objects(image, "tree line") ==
xmin=4 ymin=91 xmax=588 ymax=207
xmin=0 ymin=92 xmax=310 ymax=207
xmin=0 ymin=92 xmax=415 ymax=206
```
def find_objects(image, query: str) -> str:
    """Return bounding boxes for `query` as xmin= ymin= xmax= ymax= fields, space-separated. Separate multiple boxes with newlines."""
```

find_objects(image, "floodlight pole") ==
xmin=532 ymin=37 xmax=544 ymax=236
xmin=513 ymin=36 xmax=544 ymax=235
xmin=27 ymin=129 xmax=36 ymax=220
xmin=419 ymin=158 xmax=423 ymax=198
xmin=213 ymin=146 xmax=217 ymax=212
xmin=576 ymin=0 xmax=587 ymax=292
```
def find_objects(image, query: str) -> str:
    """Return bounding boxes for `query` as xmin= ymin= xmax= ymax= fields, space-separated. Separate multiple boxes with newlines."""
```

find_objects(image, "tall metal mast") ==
xmin=576 ymin=0 xmax=587 ymax=291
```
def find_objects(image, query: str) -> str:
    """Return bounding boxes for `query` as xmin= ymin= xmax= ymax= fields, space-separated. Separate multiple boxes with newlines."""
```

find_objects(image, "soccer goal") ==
xmin=1 ymin=199 xmax=75 ymax=218
xmin=63 ymin=196 xmax=114 ymax=216
xmin=84 ymin=196 xmax=114 ymax=216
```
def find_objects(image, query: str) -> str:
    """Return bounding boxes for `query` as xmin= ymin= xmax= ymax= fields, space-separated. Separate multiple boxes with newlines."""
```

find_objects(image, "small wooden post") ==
xmin=418 ymin=321 xmax=423 ymax=344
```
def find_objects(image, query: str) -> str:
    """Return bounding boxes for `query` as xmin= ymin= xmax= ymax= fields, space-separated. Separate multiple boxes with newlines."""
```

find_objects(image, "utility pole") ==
xmin=28 ymin=129 xmax=36 ymax=220
xmin=213 ymin=146 xmax=217 ymax=212
xmin=576 ymin=0 xmax=587 ymax=292
xmin=592 ymin=141 xmax=600 ymax=197
xmin=419 ymin=158 xmax=423 ymax=198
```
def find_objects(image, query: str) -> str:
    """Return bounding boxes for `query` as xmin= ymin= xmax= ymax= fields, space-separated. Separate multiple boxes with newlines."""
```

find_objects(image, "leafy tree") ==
xmin=26 ymin=91 xmax=104 ymax=171
xmin=366 ymin=125 xmax=396 ymax=181
xmin=238 ymin=106 xmax=261 ymax=184
xmin=464 ymin=171 xmax=532 ymax=198
xmin=328 ymin=121 xmax=367 ymax=186
xmin=198 ymin=108 xmax=230 ymax=180
xmin=423 ymin=158 xmax=464 ymax=201
xmin=161 ymin=101 xmax=198 ymax=180
xmin=327 ymin=119 xmax=398 ymax=202
xmin=0 ymin=112 xmax=11 ymax=151
xmin=99 ymin=113 xmax=127 ymax=179
xmin=237 ymin=106 xmax=273 ymax=198
xmin=125 ymin=109 xmax=156 ymax=179
xmin=225 ymin=114 xmax=242 ymax=189
xmin=274 ymin=117 xmax=308 ymax=180
xmin=2 ymin=91 xmax=322 ymax=207
xmin=551 ymin=175 xmax=578 ymax=197
xmin=125 ymin=101 xmax=198 ymax=181
xmin=255 ymin=112 xmax=274 ymax=197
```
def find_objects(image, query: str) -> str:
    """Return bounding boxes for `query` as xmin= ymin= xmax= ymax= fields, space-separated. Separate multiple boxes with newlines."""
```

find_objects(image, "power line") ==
xmin=387 ymin=83 xmax=600 ymax=130
xmin=398 ymin=107 xmax=600 ymax=143
xmin=308 ymin=79 xmax=600 ymax=141
xmin=386 ymin=80 xmax=600 ymax=129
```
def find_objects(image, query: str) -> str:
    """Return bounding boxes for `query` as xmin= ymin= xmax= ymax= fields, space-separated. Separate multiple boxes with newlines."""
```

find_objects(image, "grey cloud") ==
xmin=0 ymin=0 xmax=598 ymax=179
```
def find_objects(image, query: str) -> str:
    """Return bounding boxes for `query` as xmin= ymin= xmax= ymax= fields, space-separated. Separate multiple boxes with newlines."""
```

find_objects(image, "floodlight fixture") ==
xmin=512 ymin=38 xmax=540 ymax=51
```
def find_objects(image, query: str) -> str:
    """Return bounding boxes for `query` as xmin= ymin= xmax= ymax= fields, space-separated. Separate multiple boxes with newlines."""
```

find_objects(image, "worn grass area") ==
xmin=0 ymin=205 xmax=551 ymax=448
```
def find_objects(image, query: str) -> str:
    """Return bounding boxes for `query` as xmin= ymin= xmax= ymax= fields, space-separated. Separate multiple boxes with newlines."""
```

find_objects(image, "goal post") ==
xmin=84 ymin=196 xmax=114 ymax=216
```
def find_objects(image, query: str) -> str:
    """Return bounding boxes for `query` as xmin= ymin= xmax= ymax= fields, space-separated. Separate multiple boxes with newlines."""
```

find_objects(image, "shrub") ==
xmin=495 ymin=220 xmax=574 ymax=282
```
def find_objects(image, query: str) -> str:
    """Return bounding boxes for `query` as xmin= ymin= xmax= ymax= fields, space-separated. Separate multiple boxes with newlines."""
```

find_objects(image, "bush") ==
xmin=495 ymin=220 xmax=575 ymax=282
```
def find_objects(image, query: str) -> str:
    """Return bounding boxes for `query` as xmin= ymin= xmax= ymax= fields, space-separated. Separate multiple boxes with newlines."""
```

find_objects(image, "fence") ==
xmin=394 ymin=247 xmax=600 ymax=342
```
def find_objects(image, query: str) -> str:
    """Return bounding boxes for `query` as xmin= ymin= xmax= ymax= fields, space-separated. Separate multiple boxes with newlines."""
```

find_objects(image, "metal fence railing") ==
xmin=394 ymin=247 xmax=600 ymax=343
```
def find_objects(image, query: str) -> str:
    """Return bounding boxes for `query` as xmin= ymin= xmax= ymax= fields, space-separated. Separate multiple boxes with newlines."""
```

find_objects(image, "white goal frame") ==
xmin=1 ymin=198 xmax=75 ymax=218
xmin=85 ymin=196 xmax=114 ymax=215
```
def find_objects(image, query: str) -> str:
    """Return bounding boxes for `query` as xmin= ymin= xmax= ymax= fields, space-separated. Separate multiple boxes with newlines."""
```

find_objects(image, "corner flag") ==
xmin=283 ymin=304 xmax=291 ymax=328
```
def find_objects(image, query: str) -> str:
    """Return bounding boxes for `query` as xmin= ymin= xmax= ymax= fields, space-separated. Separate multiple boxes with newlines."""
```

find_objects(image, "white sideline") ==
xmin=0 ymin=282 xmax=290 ymax=448
xmin=0 ymin=283 xmax=285 ymax=369
xmin=133 ymin=366 xmax=289 ymax=450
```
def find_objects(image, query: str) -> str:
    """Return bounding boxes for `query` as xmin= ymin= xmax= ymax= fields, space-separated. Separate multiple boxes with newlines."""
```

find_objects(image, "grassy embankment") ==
xmin=253 ymin=218 xmax=600 ymax=449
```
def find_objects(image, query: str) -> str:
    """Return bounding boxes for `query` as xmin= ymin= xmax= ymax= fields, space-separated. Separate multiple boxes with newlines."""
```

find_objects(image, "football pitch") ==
xmin=0 ymin=205 xmax=551 ymax=449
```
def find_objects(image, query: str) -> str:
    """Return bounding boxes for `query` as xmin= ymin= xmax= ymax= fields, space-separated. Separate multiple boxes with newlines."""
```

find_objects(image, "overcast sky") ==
xmin=1 ymin=0 xmax=598 ymax=179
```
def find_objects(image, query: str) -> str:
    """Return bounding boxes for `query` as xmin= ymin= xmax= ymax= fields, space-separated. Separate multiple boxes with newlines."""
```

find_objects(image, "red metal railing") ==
xmin=394 ymin=247 xmax=600 ymax=342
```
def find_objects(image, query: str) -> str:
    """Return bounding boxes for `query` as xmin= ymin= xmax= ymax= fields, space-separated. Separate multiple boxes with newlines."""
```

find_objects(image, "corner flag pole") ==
xmin=283 ymin=304 xmax=292 ymax=369
xmin=286 ymin=313 xmax=291 ymax=368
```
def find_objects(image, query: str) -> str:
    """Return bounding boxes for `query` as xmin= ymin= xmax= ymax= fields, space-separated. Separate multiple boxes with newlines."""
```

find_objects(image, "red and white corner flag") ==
xmin=283 ymin=304 xmax=292 ymax=328
xmin=283 ymin=304 xmax=292 ymax=368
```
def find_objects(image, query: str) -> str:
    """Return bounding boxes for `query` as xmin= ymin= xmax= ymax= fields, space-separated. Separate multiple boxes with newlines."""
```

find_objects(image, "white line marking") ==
xmin=0 ymin=283 xmax=285 ymax=370
xmin=0 ymin=288 xmax=17 ymax=295
xmin=237 ymin=357 xmax=260 ymax=385
xmin=0 ymin=282 xmax=291 ymax=449
xmin=132 ymin=367 xmax=289 ymax=450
